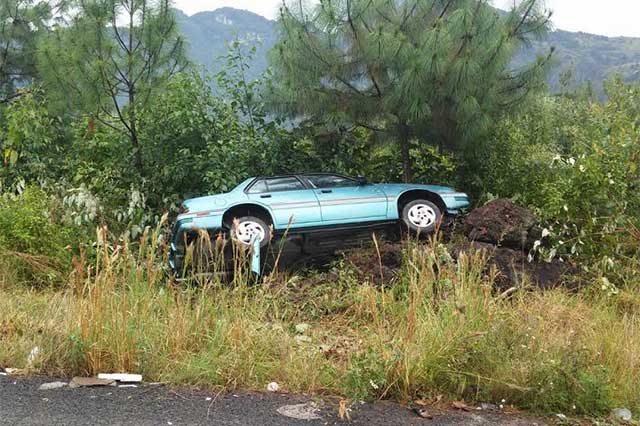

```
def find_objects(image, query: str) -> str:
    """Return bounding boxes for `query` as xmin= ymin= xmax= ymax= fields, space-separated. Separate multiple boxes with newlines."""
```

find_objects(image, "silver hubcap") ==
xmin=234 ymin=221 xmax=266 ymax=245
xmin=407 ymin=204 xmax=437 ymax=228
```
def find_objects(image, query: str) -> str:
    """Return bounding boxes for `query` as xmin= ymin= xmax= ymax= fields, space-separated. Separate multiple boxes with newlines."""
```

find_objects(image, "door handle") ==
xmin=320 ymin=189 xmax=333 ymax=194
xmin=260 ymin=194 xmax=272 ymax=198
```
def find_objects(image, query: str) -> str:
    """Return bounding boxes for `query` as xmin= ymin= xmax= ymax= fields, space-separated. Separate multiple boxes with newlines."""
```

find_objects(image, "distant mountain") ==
xmin=177 ymin=7 xmax=640 ymax=92
xmin=175 ymin=8 xmax=275 ymax=82
xmin=515 ymin=30 xmax=640 ymax=92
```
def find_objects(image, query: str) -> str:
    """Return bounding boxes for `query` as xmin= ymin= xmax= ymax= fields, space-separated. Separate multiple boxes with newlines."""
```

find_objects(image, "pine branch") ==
xmin=346 ymin=0 xmax=382 ymax=97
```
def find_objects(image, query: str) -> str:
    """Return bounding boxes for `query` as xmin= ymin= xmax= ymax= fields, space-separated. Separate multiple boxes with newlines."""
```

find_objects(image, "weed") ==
xmin=0 ymin=225 xmax=638 ymax=416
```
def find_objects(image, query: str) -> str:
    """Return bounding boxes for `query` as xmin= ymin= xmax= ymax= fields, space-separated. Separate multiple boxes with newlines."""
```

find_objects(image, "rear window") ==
xmin=266 ymin=177 xmax=305 ymax=192
xmin=305 ymin=174 xmax=356 ymax=188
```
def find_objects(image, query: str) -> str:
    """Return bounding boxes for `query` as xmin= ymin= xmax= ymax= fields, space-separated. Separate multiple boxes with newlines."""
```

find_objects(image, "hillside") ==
xmin=176 ymin=7 xmax=640 ymax=91
xmin=175 ymin=8 xmax=275 ymax=82
xmin=516 ymin=30 xmax=640 ymax=91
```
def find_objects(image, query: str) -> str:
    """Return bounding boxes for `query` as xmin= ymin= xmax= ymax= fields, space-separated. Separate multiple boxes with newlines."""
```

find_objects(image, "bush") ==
xmin=0 ymin=90 xmax=66 ymax=189
xmin=0 ymin=187 xmax=83 ymax=287
xmin=464 ymin=79 xmax=640 ymax=283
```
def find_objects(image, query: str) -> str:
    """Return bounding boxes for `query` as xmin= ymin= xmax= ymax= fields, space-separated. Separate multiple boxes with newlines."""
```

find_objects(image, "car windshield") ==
xmin=305 ymin=174 xmax=356 ymax=188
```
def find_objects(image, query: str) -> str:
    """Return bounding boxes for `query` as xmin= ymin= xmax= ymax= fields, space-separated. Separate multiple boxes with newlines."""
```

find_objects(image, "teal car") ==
xmin=170 ymin=173 xmax=469 ymax=271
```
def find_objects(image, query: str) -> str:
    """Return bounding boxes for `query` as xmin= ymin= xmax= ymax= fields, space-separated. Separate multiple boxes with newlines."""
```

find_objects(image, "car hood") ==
xmin=373 ymin=183 xmax=457 ymax=195
xmin=183 ymin=194 xmax=229 ymax=213
xmin=181 ymin=179 xmax=253 ymax=214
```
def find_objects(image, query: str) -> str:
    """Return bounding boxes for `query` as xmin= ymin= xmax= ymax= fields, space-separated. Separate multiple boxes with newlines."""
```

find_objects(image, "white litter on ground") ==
xmin=27 ymin=347 xmax=40 ymax=366
xmin=97 ymin=373 xmax=142 ymax=382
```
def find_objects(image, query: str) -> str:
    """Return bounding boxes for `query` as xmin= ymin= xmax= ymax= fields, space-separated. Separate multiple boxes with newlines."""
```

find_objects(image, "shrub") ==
xmin=464 ymin=79 xmax=640 ymax=283
xmin=0 ymin=187 xmax=83 ymax=287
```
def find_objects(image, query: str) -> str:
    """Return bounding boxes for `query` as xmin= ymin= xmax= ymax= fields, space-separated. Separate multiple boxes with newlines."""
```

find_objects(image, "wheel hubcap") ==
xmin=407 ymin=204 xmax=437 ymax=228
xmin=235 ymin=221 xmax=266 ymax=245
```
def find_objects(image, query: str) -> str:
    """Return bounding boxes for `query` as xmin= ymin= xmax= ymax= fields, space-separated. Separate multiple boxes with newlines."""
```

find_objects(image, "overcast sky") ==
xmin=173 ymin=0 xmax=640 ymax=38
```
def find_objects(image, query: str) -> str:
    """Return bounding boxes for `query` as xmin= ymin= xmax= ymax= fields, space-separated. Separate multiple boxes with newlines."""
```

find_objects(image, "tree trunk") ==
xmin=127 ymin=2 xmax=143 ymax=176
xmin=130 ymin=126 xmax=144 ymax=175
xmin=398 ymin=120 xmax=412 ymax=183
xmin=128 ymin=88 xmax=144 ymax=175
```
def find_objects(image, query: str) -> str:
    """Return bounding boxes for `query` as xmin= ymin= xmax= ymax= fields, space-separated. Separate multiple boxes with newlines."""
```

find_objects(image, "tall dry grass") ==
xmin=1 ymin=224 xmax=639 ymax=416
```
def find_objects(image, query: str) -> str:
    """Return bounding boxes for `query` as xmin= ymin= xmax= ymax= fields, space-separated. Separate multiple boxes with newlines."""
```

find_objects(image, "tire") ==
xmin=401 ymin=199 xmax=442 ymax=234
xmin=230 ymin=215 xmax=271 ymax=248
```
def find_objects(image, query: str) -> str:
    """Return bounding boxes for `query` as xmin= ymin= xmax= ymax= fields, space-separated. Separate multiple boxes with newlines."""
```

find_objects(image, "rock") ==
xmin=266 ymin=382 xmax=279 ymax=392
xmin=294 ymin=335 xmax=312 ymax=344
xmin=412 ymin=407 xmax=433 ymax=419
xmin=465 ymin=199 xmax=539 ymax=250
xmin=451 ymin=401 xmax=472 ymax=411
xmin=294 ymin=323 xmax=310 ymax=334
xmin=478 ymin=402 xmax=500 ymax=411
xmin=97 ymin=373 xmax=142 ymax=383
xmin=38 ymin=381 xmax=67 ymax=390
xmin=612 ymin=408 xmax=632 ymax=421
xmin=69 ymin=377 xmax=115 ymax=388
xmin=451 ymin=242 xmax=577 ymax=291
xmin=277 ymin=402 xmax=322 ymax=420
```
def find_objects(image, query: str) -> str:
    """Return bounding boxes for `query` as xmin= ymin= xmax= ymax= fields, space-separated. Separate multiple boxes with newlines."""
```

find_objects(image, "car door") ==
xmin=246 ymin=176 xmax=322 ymax=228
xmin=304 ymin=174 xmax=388 ymax=223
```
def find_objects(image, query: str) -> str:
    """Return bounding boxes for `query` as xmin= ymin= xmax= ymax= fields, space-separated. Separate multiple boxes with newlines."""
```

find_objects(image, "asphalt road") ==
xmin=0 ymin=375 xmax=548 ymax=426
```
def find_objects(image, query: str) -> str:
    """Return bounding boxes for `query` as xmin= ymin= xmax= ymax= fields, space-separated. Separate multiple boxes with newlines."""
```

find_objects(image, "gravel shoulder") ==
xmin=0 ymin=375 xmax=549 ymax=426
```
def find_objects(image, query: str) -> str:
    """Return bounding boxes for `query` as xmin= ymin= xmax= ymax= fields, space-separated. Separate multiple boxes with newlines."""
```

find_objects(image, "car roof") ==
xmin=253 ymin=173 xmax=352 ymax=179
xmin=242 ymin=173 xmax=356 ymax=192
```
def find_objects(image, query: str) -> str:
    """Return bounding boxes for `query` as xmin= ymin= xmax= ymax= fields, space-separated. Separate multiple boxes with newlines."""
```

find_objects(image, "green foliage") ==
xmin=466 ymin=78 xmax=640 ymax=280
xmin=140 ymin=72 xmax=247 ymax=208
xmin=268 ymin=0 xmax=552 ymax=180
xmin=0 ymin=187 xmax=82 ymax=286
xmin=524 ymin=354 xmax=612 ymax=415
xmin=343 ymin=348 xmax=388 ymax=400
xmin=0 ymin=90 xmax=65 ymax=188
xmin=38 ymin=0 xmax=187 ymax=175
xmin=0 ymin=0 xmax=53 ymax=103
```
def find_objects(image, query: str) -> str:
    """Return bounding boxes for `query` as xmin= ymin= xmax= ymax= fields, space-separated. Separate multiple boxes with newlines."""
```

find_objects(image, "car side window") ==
xmin=305 ymin=174 xmax=356 ymax=189
xmin=247 ymin=179 xmax=268 ymax=194
xmin=265 ymin=177 xmax=305 ymax=192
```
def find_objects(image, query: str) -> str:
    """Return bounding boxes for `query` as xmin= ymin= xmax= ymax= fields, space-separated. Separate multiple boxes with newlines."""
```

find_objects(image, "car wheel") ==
xmin=231 ymin=216 xmax=271 ymax=248
xmin=401 ymin=199 xmax=442 ymax=234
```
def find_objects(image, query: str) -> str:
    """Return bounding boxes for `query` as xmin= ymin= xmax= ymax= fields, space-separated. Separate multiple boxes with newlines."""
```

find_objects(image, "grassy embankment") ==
xmin=1 ymin=223 xmax=639 ymax=416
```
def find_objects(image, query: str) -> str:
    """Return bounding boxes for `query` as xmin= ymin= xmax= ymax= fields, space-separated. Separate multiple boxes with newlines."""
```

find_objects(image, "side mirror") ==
xmin=355 ymin=176 xmax=368 ymax=186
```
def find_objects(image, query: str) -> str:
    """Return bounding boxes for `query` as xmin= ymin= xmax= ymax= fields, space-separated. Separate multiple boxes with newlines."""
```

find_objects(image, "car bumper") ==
xmin=441 ymin=193 xmax=471 ymax=215
xmin=169 ymin=213 xmax=225 ymax=272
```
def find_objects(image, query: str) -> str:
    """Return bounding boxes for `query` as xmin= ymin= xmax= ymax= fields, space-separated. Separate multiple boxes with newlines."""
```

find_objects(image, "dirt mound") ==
xmin=451 ymin=241 xmax=577 ymax=291
xmin=338 ymin=242 xmax=403 ymax=286
xmin=465 ymin=199 xmax=540 ymax=250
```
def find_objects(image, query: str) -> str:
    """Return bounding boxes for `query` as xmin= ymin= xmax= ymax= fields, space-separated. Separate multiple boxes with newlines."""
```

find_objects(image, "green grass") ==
xmin=1 ymin=225 xmax=639 ymax=417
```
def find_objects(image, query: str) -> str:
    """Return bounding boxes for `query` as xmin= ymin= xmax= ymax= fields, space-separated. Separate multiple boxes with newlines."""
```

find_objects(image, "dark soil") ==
xmin=450 ymin=241 xmax=578 ymax=291
xmin=465 ymin=199 xmax=540 ymax=250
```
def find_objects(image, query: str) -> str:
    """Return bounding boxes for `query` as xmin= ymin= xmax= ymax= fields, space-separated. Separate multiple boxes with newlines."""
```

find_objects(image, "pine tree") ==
xmin=38 ymin=0 xmax=187 ymax=175
xmin=0 ymin=0 xmax=56 ymax=104
xmin=268 ymin=0 xmax=553 ymax=181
